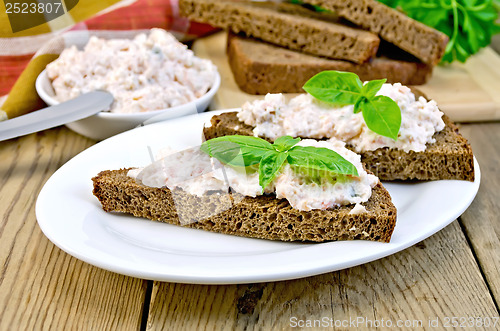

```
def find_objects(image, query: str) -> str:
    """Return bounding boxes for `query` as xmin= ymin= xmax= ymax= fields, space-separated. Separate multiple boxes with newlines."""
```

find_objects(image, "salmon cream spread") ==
xmin=127 ymin=139 xmax=379 ymax=212
xmin=237 ymin=83 xmax=445 ymax=153
xmin=46 ymin=29 xmax=217 ymax=113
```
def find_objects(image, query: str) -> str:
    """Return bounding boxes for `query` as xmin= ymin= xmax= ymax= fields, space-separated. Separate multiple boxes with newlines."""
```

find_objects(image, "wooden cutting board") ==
xmin=194 ymin=32 xmax=500 ymax=122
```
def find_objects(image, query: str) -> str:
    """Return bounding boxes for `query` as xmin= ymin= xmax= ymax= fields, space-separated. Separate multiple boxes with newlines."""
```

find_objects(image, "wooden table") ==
xmin=1 ymin=60 xmax=499 ymax=331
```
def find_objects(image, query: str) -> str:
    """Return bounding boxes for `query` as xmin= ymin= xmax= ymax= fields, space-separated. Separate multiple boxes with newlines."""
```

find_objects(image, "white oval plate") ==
xmin=36 ymin=110 xmax=480 ymax=284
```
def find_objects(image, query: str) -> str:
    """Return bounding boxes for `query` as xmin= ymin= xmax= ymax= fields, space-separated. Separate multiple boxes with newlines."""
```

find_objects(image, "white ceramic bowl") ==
xmin=36 ymin=69 xmax=220 ymax=140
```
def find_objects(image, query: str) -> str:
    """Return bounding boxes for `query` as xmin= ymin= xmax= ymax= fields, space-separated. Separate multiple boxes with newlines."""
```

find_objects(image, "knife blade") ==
xmin=0 ymin=91 xmax=113 ymax=142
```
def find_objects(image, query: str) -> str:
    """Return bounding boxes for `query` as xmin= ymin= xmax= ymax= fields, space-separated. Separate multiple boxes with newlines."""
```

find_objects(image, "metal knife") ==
xmin=0 ymin=91 xmax=113 ymax=142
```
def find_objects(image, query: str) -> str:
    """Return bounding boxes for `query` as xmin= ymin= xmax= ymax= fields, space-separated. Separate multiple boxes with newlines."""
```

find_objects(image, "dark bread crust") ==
xmin=179 ymin=0 xmax=380 ymax=63
xmin=300 ymin=0 xmax=449 ymax=65
xmin=203 ymin=112 xmax=475 ymax=182
xmin=227 ymin=32 xmax=433 ymax=94
xmin=92 ymin=169 xmax=397 ymax=243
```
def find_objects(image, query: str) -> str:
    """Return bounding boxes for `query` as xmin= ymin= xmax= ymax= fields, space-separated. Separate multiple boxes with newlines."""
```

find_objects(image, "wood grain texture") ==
xmin=0 ymin=128 xmax=147 ymax=330
xmin=0 ymin=34 xmax=499 ymax=331
xmin=146 ymin=222 xmax=498 ymax=330
xmin=459 ymin=123 xmax=500 ymax=308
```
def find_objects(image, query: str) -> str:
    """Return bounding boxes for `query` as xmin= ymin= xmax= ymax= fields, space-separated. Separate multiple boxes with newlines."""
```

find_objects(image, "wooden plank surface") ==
xmin=1 ymin=28 xmax=500 ymax=331
xmin=458 ymin=123 xmax=500 ymax=308
xmin=194 ymin=32 xmax=500 ymax=122
xmin=0 ymin=128 xmax=147 ymax=330
xmin=146 ymin=222 xmax=499 ymax=330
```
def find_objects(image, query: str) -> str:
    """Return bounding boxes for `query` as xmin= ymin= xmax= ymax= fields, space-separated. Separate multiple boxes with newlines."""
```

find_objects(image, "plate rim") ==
xmin=35 ymin=110 xmax=481 ymax=284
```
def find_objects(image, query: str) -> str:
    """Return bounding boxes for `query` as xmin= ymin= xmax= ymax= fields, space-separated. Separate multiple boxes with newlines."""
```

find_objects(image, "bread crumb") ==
xmin=349 ymin=203 xmax=367 ymax=215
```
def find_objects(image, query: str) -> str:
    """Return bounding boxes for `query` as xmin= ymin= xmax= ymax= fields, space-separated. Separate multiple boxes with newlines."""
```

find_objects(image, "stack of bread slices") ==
xmin=179 ymin=0 xmax=449 ymax=94
xmin=92 ymin=3 xmax=476 ymax=245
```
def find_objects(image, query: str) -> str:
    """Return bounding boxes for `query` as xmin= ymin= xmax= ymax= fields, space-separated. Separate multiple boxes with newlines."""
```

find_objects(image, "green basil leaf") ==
xmin=353 ymin=96 xmax=366 ymax=114
xmin=201 ymin=135 xmax=273 ymax=167
xmin=287 ymin=146 xmax=359 ymax=177
xmin=200 ymin=140 xmax=252 ymax=167
xmin=361 ymin=79 xmax=386 ymax=99
xmin=303 ymin=70 xmax=363 ymax=105
xmin=202 ymin=135 xmax=360 ymax=189
xmin=258 ymin=151 xmax=288 ymax=190
xmin=302 ymin=70 xmax=401 ymax=139
xmin=361 ymin=95 xmax=401 ymax=140
xmin=273 ymin=135 xmax=301 ymax=152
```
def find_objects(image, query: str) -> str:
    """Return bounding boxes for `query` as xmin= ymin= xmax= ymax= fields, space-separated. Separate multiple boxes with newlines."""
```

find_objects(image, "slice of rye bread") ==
xmin=179 ymin=0 xmax=380 ymax=63
xmin=203 ymin=112 xmax=475 ymax=182
xmin=92 ymin=169 xmax=397 ymax=242
xmin=227 ymin=32 xmax=433 ymax=94
xmin=300 ymin=0 xmax=449 ymax=65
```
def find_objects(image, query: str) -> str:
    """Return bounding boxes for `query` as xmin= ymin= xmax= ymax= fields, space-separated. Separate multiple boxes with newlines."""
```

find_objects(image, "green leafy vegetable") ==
xmin=200 ymin=135 xmax=359 ymax=190
xmin=273 ymin=135 xmax=301 ymax=152
xmin=303 ymin=71 xmax=401 ymax=140
xmin=361 ymin=96 xmax=402 ymax=140
xmin=258 ymin=151 xmax=288 ymax=190
xmin=286 ymin=146 xmax=359 ymax=176
xmin=200 ymin=135 xmax=273 ymax=167
xmin=361 ymin=79 xmax=387 ymax=99
xmin=378 ymin=0 xmax=500 ymax=63
xmin=302 ymin=71 xmax=363 ymax=105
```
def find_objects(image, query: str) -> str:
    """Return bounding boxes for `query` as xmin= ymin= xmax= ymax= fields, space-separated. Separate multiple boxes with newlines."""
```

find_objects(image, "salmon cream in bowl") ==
xmin=36 ymin=28 xmax=220 ymax=140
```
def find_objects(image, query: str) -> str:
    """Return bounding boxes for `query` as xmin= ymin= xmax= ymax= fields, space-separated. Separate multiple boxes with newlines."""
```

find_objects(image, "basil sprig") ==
xmin=302 ymin=70 xmax=402 ymax=140
xmin=200 ymin=135 xmax=358 ymax=190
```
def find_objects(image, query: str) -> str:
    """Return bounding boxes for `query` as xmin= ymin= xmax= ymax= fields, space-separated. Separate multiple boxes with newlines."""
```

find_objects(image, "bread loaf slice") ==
xmin=92 ymin=169 xmax=397 ymax=242
xmin=300 ymin=0 xmax=449 ymax=65
xmin=179 ymin=0 xmax=380 ymax=63
xmin=227 ymin=32 xmax=433 ymax=94
xmin=203 ymin=112 xmax=475 ymax=182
